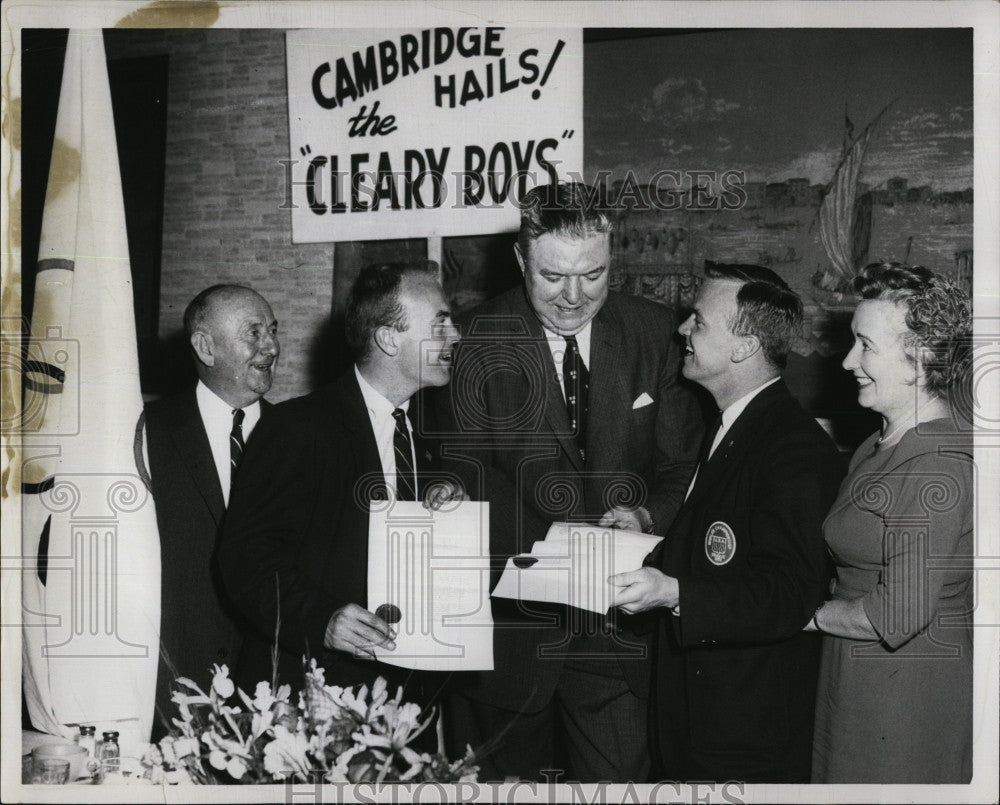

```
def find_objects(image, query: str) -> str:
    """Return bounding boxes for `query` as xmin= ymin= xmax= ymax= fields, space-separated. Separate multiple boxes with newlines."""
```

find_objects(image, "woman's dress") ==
xmin=811 ymin=418 xmax=973 ymax=783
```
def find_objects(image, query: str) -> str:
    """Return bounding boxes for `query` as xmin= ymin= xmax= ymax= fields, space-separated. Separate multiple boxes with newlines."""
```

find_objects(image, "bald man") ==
xmin=139 ymin=284 xmax=279 ymax=738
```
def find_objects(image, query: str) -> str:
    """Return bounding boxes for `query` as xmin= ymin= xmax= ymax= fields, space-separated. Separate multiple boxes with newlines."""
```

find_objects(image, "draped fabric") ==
xmin=20 ymin=30 xmax=161 ymax=754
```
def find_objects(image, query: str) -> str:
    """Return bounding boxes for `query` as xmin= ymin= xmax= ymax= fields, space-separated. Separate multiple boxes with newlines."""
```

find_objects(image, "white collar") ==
xmin=542 ymin=320 xmax=593 ymax=346
xmin=542 ymin=320 xmax=593 ymax=368
xmin=355 ymin=365 xmax=409 ymax=417
xmin=720 ymin=376 xmax=781 ymax=431
xmin=196 ymin=379 xmax=260 ymax=420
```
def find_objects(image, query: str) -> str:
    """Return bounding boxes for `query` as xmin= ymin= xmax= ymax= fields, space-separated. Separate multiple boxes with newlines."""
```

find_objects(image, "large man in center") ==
xmin=442 ymin=182 xmax=702 ymax=781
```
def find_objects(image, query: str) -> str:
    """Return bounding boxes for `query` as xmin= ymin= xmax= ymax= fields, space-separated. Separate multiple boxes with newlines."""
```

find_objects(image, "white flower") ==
xmin=145 ymin=663 xmax=476 ymax=785
xmin=173 ymin=676 xmax=208 ymax=695
xmin=170 ymin=689 xmax=209 ymax=724
xmin=337 ymin=685 xmax=367 ymax=718
xmin=145 ymin=764 xmax=167 ymax=785
xmin=163 ymin=767 xmax=193 ymax=785
xmin=397 ymin=747 xmax=429 ymax=781
xmin=159 ymin=736 xmax=177 ymax=766
xmin=263 ymin=725 xmax=311 ymax=779
xmin=324 ymin=762 xmax=350 ymax=783
xmin=226 ymin=756 xmax=248 ymax=779
xmin=251 ymin=709 xmax=274 ymax=740
xmin=202 ymin=727 xmax=251 ymax=781
xmin=174 ymin=736 xmax=199 ymax=758
xmin=142 ymin=743 xmax=164 ymax=767
xmin=208 ymin=749 xmax=228 ymax=771
xmin=371 ymin=677 xmax=389 ymax=707
xmin=352 ymin=724 xmax=391 ymax=751
xmin=211 ymin=664 xmax=235 ymax=699
xmin=252 ymin=681 xmax=275 ymax=711
xmin=389 ymin=702 xmax=425 ymax=744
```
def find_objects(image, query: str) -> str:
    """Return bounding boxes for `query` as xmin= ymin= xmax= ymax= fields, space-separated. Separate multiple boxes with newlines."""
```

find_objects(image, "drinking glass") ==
xmin=30 ymin=757 xmax=70 ymax=784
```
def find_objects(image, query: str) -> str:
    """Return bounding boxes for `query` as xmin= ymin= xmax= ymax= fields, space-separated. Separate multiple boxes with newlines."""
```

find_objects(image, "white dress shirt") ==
xmin=543 ymin=321 xmax=593 ymax=401
xmin=684 ymin=376 xmax=780 ymax=501
xmin=355 ymin=366 xmax=417 ymax=497
xmin=196 ymin=380 xmax=261 ymax=506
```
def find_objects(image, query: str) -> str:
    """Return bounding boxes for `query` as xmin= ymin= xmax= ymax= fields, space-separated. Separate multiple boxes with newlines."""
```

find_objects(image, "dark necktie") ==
xmin=684 ymin=412 xmax=722 ymax=502
xmin=230 ymin=408 xmax=246 ymax=487
xmin=563 ymin=335 xmax=589 ymax=459
xmin=699 ymin=412 xmax=724 ymax=466
xmin=392 ymin=408 xmax=417 ymax=501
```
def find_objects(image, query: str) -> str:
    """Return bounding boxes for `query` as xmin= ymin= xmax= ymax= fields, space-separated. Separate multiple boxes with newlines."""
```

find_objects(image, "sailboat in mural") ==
xmin=813 ymin=103 xmax=894 ymax=295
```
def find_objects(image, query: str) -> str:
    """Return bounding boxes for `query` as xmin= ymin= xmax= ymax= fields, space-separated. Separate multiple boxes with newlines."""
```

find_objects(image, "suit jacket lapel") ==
xmin=684 ymin=380 xmax=787 ymax=507
xmin=169 ymin=388 xmax=226 ymax=526
xmin=507 ymin=292 xmax=585 ymax=472
xmin=586 ymin=304 xmax=630 ymax=472
xmin=338 ymin=372 xmax=387 ymax=503
xmin=409 ymin=390 xmax=439 ymax=492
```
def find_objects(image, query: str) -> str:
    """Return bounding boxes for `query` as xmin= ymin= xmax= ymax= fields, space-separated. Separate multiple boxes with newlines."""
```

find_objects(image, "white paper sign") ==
xmin=367 ymin=500 xmax=493 ymax=670
xmin=492 ymin=522 xmax=663 ymax=615
xmin=285 ymin=27 xmax=583 ymax=242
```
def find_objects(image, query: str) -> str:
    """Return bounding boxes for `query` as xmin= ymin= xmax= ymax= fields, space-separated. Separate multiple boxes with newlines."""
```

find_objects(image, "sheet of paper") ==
xmin=367 ymin=500 xmax=493 ymax=670
xmin=491 ymin=522 xmax=663 ymax=615
xmin=544 ymin=521 xmax=663 ymax=572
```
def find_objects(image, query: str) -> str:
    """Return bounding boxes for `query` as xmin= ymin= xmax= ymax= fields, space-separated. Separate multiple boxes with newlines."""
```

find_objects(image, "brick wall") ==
xmin=105 ymin=29 xmax=334 ymax=401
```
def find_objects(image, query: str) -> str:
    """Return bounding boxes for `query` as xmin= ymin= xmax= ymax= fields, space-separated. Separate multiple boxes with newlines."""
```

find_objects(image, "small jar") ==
xmin=76 ymin=725 xmax=98 ymax=777
xmin=99 ymin=731 xmax=120 ymax=779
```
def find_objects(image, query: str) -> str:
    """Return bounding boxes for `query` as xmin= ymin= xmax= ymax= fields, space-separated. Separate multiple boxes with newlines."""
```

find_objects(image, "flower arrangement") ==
xmin=142 ymin=659 xmax=478 ymax=785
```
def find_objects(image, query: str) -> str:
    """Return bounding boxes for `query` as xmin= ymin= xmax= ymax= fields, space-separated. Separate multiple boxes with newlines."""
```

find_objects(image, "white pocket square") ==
xmin=633 ymin=392 xmax=654 ymax=409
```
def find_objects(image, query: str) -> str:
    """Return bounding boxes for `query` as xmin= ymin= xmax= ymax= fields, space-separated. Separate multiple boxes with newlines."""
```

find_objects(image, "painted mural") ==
xmin=584 ymin=28 xmax=973 ymax=358
xmin=444 ymin=28 xmax=973 ymax=351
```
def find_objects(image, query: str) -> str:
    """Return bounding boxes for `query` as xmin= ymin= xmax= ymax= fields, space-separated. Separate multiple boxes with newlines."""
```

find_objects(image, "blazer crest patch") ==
xmin=705 ymin=521 xmax=737 ymax=566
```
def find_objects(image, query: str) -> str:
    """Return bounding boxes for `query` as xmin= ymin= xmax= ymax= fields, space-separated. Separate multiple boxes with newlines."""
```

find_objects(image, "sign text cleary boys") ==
xmin=285 ymin=28 xmax=583 ymax=242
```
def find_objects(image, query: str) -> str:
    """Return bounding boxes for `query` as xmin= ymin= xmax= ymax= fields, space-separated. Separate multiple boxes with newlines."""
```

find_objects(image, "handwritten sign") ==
xmin=285 ymin=28 xmax=583 ymax=242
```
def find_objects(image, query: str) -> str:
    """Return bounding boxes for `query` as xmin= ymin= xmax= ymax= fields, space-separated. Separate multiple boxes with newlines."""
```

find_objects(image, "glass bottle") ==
xmin=99 ymin=731 xmax=120 ymax=779
xmin=76 ymin=725 xmax=98 ymax=777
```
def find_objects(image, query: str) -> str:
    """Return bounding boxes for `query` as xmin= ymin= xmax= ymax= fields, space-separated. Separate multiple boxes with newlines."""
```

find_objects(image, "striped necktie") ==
xmin=230 ymin=408 xmax=246 ymax=487
xmin=392 ymin=408 xmax=417 ymax=501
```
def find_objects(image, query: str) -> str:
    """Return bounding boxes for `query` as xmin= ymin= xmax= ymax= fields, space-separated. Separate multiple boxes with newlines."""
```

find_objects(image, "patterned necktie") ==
xmin=563 ymin=335 xmax=589 ymax=458
xmin=392 ymin=408 xmax=417 ymax=501
xmin=230 ymin=408 xmax=246 ymax=487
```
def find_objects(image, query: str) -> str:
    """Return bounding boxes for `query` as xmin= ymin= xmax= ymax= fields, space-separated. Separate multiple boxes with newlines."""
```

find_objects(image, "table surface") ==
xmin=22 ymin=731 xmax=144 ymax=785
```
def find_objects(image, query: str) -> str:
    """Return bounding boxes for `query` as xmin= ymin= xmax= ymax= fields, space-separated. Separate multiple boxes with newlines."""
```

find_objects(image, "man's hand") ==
xmin=423 ymin=480 xmax=468 ymax=511
xmin=609 ymin=567 xmax=679 ymax=614
xmin=598 ymin=505 xmax=653 ymax=533
xmin=323 ymin=603 xmax=396 ymax=659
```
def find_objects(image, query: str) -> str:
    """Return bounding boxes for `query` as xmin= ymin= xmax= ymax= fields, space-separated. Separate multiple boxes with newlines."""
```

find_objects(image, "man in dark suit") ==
xmin=217 ymin=264 xmax=462 ymax=720
xmin=611 ymin=263 xmax=844 ymax=782
xmin=142 ymin=284 xmax=279 ymax=738
xmin=440 ymin=183 xmax=703 ymax=782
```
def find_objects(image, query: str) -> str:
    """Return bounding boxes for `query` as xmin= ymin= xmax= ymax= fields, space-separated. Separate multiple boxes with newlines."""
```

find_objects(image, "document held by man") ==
xmin=367 ymin=501 xmax=494 ymax=670
xmin=491 ymin=522 xmax=664 ymax=614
